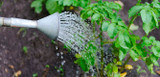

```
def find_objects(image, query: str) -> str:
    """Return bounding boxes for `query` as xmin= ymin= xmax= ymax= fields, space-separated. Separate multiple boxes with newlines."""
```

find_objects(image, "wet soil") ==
xmin=0 ymin=0 xmax=160 ymax=77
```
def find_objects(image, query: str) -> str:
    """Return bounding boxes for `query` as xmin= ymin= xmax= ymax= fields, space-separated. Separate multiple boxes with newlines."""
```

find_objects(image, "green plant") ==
xmin=54 ymin=66 xmax=64 ymax=76
xmin=136 ymin=65 xmax=146 ymax=75
xmin=31 ymin=0 xmax=160 ymax=77
xmin=23 ymin=46 xmax=28 ymax=54
xmin=31 ymin=0 xmax=91 ymax=14
xmin=80 ymin=0 xmax=160 ymax=76
xmin=45 ymin=64 xmax=50 ymax=68
xmin=32 ymin=73 xmax=38 ymax=77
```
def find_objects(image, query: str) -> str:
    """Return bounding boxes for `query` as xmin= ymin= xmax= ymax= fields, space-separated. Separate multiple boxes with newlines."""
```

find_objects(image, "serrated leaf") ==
xmin=130 ymin=50 xmax=139 ymax=61
xmin=140 ymin=9 xmax=152 ymax=24
xmin=107 ymin=23 xmax=118 ymax=39
xmin=102 ymin=21 xmax=110 ymax=31
xmin=128 ymin=5 xmax=142 ymax=18
xmin=92 ymin=13 xmax=100 ymax=21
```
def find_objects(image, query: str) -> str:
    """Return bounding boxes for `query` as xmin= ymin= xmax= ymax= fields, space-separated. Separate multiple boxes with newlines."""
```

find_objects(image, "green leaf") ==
xmin=130 ymin=50 xmax=139 ymax=61
xmin=119 ymin=49 xmax=127 ymax=61
xmin=63 ymin=0 xmax=73 ymax=6
xmin=32 ymin=73 xmax=38 ymax=77
xmin=118 ymin=31 xmax=130 ymax=49
xmin=108 ymin=2 xmax=122 ymax=10
xmin=150 ymin=55 xmax=159 ymax=66
xmin=23 ymin=46 xmax=28 ymax=54
xmin=102 ymin=21 xmax=110 ymax=32
xmin=141 ymin=37 xmax=152 ymax=47
xmin=31 ymin=0 xmax=43 ymax=13
xmin=149 ymin=36 xmax=156 ymax=42
xmin=151 ymin=46 xmax=160 ymax=57
xmin=130 ymin=34 xmax=140 ymax=46
xmin=46 ymin=0 xmax=63 ymax=14
xmin=142 ymin=23 xmax=152 ymax=35
xmin=113 ymin=65 xmax=118 ymax=73
xmin=135 ymin=44 xmax=147 ymax=58
xmin=147 ymin=64 xmax=155 ymax=74
xmin=74 ymin=58 xmax=89 ymax=72
xmin=140 ymin=9 xmax=152 ymax=24
xmin=105 ymin=63 xmax=113 ymax=77
xmin=151 ymin=10 xmax=159 ymax=28
xmin=153 ymin=2 xmax=160 ymax=8
xmin=92 ymin=13 xmax=100 ymax=21
xmin=87 ymin=10 xmax=94 ymax=17
xmin=107 ymin=23 xmax=118 ymax=39
xmin=114 ymin=73 xmax=121 ymax=77
xmin=75 ymin=54 xmax=82 ymax=58
xmin=128 ymin=5 xmax=142 ymax=18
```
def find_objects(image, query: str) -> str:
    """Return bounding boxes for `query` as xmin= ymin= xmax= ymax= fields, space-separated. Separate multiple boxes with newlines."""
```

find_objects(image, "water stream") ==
xmin=57 ymin=11 xmax=113 ymax=76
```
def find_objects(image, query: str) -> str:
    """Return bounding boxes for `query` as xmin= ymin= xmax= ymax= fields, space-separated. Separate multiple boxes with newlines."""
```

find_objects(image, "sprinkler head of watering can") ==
xmin=0 ymin=13 xmax=59 ymax=40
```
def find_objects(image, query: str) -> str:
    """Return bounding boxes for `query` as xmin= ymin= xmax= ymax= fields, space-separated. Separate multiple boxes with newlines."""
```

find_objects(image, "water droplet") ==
xmin=56 ymin=46 xmax=58 ymax=50
xmin=56 ymin=53 xmax=60 ymax=56
xmin=57 ymin=70 xmax=60 ymax=73
xmin=61 ymin=60 xmax=66 ymax=65
xmin=61 ymin=56 xmax=63 ymax=59
xmin=60 ymin=52 xmax=63 ymax=55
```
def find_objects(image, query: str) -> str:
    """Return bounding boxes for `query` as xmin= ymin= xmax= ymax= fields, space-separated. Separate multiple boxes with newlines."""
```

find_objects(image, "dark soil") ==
xmin=0 ymin=0 xmax=160 ymax=77
xmin=0 ymin=0 xmax=82 ymax=77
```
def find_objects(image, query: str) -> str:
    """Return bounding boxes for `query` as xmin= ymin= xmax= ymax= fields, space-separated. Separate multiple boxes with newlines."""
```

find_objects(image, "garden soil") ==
xmin=0 ymin=0 xmax=160 ymax=77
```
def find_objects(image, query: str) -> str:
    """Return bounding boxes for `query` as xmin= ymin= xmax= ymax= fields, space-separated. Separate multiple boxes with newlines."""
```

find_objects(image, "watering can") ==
xmin=0 ymin=13 xmax=59 ymax=40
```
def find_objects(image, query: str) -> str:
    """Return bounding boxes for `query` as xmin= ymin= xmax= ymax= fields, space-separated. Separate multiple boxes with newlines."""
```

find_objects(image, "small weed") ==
xmin=32 ymin=73 xmax=38 ymax=77
xmin=54 ymin=66 xmax=64 ymax=76
xmin=45 ymin=65 xmax=50 ymax=68
xmin=23 ymin=46 xmax=28 ymax=54
xmin=136 ymin=65 xmax=146 ymax=75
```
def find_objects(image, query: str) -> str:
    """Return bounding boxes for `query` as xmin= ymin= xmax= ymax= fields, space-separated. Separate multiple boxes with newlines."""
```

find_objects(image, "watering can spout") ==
xmin=0 ymin=13 xmax=59 ymax=40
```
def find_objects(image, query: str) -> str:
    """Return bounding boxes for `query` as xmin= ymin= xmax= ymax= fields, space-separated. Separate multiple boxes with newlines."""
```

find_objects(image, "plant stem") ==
xmin=100 ymin=26 xmax=104 ymax=77
xmin=123 ymin=56 xmax=131 ymax=67
xmin=120 ymin=56 xmax=131 ymax=72
xmin=128 ymin=15 xmax=138 ymax=30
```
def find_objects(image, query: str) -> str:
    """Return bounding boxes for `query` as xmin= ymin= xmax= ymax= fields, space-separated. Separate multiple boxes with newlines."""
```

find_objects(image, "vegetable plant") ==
xmin=31 ymin=0 xmax=160 ymax=77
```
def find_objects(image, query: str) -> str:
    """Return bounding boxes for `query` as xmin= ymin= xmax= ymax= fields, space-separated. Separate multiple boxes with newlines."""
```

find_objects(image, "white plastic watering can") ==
xmin=0 ymin=13 xmax=59 ymax=40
